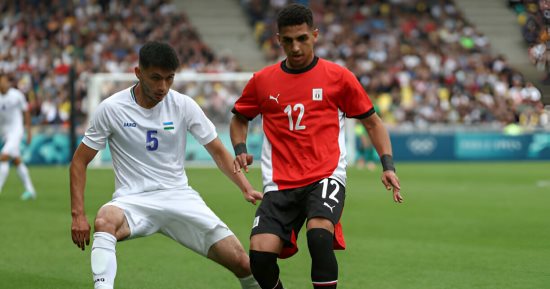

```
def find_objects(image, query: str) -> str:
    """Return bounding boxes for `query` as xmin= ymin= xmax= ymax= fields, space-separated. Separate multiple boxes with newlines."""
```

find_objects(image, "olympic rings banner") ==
xmin=390 ymin=132 xmax=550 ymax=161
xmin=4 ymin=130 xmax=550 ymax=165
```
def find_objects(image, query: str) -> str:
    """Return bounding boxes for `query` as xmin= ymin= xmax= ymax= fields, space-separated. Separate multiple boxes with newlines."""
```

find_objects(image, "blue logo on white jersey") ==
xmin=123 ymin=122 xmax=137 ymax=127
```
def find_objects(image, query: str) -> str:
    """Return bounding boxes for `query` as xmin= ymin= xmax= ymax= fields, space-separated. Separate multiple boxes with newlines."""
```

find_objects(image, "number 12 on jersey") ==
xmin=284 ymin=103 xmax=306 ymax=131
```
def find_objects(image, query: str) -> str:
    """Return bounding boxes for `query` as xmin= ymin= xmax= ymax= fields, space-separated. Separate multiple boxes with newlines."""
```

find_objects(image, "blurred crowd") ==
xmin=1 ymin=0 xmax=548 ymax=131
xmin=243 ymin=0 xmax=549 ymax=129
xmin=0 ymin=0 xmax=240 ymax=128
xmin=509 ymin=0 xmax=550 ymax=84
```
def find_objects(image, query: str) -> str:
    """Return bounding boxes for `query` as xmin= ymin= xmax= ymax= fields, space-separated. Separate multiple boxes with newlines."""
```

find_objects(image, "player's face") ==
xmin=278 ymin=23 xmax=318 ymax=70
xmin=135 ymin=66 xmax=175 ymax=107
xmin=0 ymin=76 xmax=10 ymax=94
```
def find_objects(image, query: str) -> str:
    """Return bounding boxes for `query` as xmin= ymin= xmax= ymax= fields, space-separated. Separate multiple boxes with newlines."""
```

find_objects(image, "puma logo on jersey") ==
xmin=269 ymin=94 xmax=280 ymax=104
xmin=323 ymin=202 xmax=336 ymax=213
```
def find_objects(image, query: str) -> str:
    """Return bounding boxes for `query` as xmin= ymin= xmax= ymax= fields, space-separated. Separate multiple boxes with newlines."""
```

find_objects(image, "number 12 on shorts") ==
xmin=320 ymin=178 xmax=340 ymax=203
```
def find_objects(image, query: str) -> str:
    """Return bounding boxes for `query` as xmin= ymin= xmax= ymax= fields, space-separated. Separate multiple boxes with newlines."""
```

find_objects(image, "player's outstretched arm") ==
xmin=360 ymin=114 xmax=403 ymax=203
xmin=204 ymin=137 xmax=263 ymax=205
xmin=24 ymin=110 xmax=32 ymax=145
xmin=230 ymin=114 xmax=253 ymax=173
xmin=69 ymin=143 xmax=98 ymax=250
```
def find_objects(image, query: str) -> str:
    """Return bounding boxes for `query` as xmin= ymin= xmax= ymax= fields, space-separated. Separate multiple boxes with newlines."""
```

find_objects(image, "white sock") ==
xmin=239 ymin=274 xmax=261 ymax=289
xmin=91 ymin=232 xmax=117 ymax=289
xmin=16 ymin=163 xmax=35 ymax=194
xmin=0 ymin=161 xmax=9 ymax=193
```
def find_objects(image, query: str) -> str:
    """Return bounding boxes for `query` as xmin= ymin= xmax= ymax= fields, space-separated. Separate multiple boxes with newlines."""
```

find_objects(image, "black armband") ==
xmin=380 ymin=154 xmax=396 ymax=172
xmin=234 ymin=143 xmax=247 ymax=156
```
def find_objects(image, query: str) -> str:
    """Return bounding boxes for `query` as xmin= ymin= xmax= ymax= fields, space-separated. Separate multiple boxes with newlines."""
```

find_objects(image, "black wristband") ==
xmin=234 ymin=143 xmax=247 ymax=156
xmin=380 ymin=154 xmax=396 ymax=172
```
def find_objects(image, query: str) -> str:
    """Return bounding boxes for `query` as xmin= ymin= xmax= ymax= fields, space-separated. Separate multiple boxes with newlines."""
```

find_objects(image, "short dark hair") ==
xmin=277 ymin=3 xmax=313 ymax=31
xmin=139 ymin=41 xmax=180 ymax=71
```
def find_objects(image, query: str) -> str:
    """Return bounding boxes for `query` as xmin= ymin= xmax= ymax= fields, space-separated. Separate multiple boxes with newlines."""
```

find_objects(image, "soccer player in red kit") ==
xmin=230 ymin=4 xmax=403 ymax=289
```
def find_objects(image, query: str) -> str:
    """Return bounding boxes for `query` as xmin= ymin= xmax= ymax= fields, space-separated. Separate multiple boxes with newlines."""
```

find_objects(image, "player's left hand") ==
xmin=243 ymin=189 xmax=263 ymax=205
xmin=71 ymin=214 xmax=91 ymax=250
xmin=234 ymin=153 xmax=253 ymax=173
xmin=381 ymin=170 xmax=403 ymax=203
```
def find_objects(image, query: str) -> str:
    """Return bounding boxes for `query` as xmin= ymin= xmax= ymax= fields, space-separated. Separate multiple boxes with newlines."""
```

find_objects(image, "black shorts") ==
xmin=251 ymin=178 xmax=346 ymax=258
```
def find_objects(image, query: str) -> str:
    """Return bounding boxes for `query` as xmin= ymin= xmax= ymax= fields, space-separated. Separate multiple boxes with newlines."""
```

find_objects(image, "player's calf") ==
xmin=307 ymin=228 xmax=338 ymax=289
xmin=91 ymin=232 xmax=117 ymax=289
xmin=250 ymin=250 xmax=284 ymax=289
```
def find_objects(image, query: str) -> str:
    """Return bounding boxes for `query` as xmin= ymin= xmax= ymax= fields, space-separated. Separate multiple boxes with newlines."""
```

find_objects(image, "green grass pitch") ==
xmin=0 ymin=162 xmax=549 ymax=289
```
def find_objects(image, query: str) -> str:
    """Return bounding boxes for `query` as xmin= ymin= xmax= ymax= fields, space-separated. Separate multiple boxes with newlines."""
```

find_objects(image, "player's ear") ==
xmin=312 ymin=28 xmax=319 ymax=42
xmin=134 ymin=66 xmax=141 ymax=80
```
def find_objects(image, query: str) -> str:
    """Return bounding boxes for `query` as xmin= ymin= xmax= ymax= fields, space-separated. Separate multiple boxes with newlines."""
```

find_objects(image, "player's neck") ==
xmin=133 ymin=83 xmax=156 ymax=109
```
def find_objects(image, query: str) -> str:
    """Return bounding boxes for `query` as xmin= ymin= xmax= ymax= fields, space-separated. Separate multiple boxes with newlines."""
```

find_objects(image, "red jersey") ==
xmin=233 ymin=57 xmax=374 ymax=192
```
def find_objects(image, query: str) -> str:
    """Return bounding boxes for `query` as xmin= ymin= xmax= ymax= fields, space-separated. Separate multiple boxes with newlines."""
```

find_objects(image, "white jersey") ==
xmin=83 ymin=85 xmax=217 ymax=198
xmin=0 ymin=88 xmax=27 ymax=137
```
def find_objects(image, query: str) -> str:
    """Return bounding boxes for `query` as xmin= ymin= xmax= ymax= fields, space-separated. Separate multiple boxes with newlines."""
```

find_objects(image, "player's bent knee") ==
xmin=94 ymin=217 xmax=116 ymax=234
xmin=307 ymin=217 xmax=334 ymax=233
xmin=94 ymin=206 xmax=127 ymax=237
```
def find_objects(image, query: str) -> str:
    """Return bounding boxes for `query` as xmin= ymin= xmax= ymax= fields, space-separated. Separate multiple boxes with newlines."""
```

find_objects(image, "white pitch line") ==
xmin=536 ymin=180 xmax=550 ymax=188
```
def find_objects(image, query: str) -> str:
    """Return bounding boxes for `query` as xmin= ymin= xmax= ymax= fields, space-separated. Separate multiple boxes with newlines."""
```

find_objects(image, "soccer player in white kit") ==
xmin=70 ymin=42 xmax=262 ymax=289
xmin=0 ymin=73 xmax=37 ymax=200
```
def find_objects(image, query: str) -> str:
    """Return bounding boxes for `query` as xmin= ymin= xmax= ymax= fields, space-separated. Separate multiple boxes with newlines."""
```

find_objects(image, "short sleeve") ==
xmin=232 ymin=74 xmax=260 ymax=120
xmin=337 ymin=69 xmax=374 ymax=119
xmin=185 ymin=97 xmax=217 ymax=145
xmin=82 ymin=101 xmax=111 ymax=150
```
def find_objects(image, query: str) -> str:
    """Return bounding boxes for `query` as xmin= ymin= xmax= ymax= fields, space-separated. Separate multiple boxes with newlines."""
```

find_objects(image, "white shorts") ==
xmin=103 ymin=188 xmax=234 ymax=256
xmin=0 ymin=132 xmax=23 ymax=158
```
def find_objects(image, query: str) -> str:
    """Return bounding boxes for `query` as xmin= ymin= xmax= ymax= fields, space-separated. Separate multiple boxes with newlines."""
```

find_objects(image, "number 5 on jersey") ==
xmin=146 ymin=130 xmax=158 ymax=151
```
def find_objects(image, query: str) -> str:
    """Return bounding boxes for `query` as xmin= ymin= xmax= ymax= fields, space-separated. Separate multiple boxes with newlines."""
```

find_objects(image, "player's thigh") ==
xmin=160 ymin=190 xmax=234 ymax=256
xmin=307 ymin=178 xmax=346 ymax=228
xmin=251 ymin=190 xmax=305 ymax=253
xmin=0 ymin=133 xmax=22 ymax=159
xmin=94 ymin=205 xmax=130 ymax=240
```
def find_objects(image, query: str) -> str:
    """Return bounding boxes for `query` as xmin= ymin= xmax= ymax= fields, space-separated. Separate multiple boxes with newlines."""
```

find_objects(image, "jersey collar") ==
xmin=130 ymin=83 xmax=138 ymax=103
xmin=281 ymin=56 xmax=319 ymax=74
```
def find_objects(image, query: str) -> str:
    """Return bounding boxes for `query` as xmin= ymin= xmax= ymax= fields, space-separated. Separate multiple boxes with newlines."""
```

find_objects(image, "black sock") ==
xmin=307 ymin=228 xmax=338 ymax=289
xmin=249 ymin=250 xmax=284 ymax=289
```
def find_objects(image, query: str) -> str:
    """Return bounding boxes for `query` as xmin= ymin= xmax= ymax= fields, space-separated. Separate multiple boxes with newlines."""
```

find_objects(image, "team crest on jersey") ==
xmin=312 ymin=88 xmax=323 ymax=101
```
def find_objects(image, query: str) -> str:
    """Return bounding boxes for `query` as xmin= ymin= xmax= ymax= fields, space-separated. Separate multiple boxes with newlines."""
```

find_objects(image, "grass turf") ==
xmin=0 ymin=162 xmax=549 ymax=289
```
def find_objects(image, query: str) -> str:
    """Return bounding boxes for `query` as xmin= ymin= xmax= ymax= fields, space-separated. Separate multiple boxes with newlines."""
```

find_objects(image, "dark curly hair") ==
xmin=139 ymin=41 xmax=180 ymax=71
xmin=277 ymin=3 xmax=313 ymax=31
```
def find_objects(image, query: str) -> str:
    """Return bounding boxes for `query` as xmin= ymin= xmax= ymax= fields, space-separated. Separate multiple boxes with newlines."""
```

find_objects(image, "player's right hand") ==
xmin=381 ymin=170 xmax=403 ymax=203
xmin=243 ymin=189 xmax=263 ymax=205
xmin=234 ymin=153 xmax=253 ymax=173
xmin=71 ymin=214 xmax=91 ymax=251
